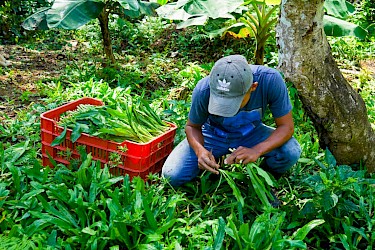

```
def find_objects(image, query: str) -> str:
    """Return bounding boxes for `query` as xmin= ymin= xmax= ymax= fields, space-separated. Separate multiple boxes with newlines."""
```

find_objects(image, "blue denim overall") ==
xmin=162 ymin=109 xmax=301 ymax=187
xmin=205 ymin=109 xmax=262 ymax=139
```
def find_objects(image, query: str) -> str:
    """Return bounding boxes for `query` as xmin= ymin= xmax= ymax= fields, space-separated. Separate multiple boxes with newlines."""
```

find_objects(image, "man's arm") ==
xmin=185 ymin=119 xmax=220 ymax=174
xmin=225 ymin=111 xmax=294 ymax=164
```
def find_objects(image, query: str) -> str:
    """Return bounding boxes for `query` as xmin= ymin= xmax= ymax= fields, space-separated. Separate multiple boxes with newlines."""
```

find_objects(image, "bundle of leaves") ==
xmin=55 ymin=96 xmax=170 ymax=144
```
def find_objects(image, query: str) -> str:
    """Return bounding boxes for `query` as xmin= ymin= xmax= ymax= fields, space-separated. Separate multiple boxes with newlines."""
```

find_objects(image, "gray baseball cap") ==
xmin=208 ymin=55 xmax=253 ymax=117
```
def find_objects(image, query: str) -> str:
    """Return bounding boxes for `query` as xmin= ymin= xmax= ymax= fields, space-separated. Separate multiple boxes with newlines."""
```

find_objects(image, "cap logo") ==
xmin=216 ymin=78 xmax=231 ymax=92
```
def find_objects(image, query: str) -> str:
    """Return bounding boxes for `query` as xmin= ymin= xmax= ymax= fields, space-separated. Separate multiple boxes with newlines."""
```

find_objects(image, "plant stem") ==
xmin=98 ymin=7 xmax=115 ymax=65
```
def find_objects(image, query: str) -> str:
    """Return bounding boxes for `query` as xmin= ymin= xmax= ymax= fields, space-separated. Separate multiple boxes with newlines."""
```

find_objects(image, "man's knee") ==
xmin=265 ymin=137 xmax=301 ymax=174
xmin=161 ymin=164 xmax=181 ymax=187
xmin=284 ymin=137 xmax=302 ymax=166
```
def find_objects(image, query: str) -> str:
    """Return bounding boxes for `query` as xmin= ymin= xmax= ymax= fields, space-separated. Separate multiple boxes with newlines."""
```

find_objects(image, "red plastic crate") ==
xmin=41 ymin=97 xmax=177 ymax=178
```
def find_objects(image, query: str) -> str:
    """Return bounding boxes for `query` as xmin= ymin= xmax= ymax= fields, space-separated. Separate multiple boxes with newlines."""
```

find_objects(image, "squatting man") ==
xmin=162 ymin=54 xmax=301 ymax=187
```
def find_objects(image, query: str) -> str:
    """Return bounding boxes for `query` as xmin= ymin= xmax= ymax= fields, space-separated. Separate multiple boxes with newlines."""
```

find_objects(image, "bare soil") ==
xmin=0 ymin=44 xmax=68 ymax=119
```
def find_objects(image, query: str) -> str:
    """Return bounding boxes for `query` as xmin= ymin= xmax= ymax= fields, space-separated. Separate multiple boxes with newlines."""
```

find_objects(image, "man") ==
xmin=162 ymin=55 xmax=301 ymax=187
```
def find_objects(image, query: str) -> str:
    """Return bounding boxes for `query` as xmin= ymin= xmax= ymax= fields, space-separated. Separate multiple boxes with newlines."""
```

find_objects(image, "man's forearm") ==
xmin=185 ymin=125 xmax=206 ymax=156
xmin=252 ymin=124 xmax=294 ymax=156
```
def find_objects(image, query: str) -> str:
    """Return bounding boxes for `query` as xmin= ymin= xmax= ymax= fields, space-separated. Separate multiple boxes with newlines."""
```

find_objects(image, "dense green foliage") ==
xmin=0 ymin=0 xmax=50 ymax=43
xmin=1 ymin=2 xmax=375 ymax=249
xmin=361 ymin=0 xmax=375 ymax=27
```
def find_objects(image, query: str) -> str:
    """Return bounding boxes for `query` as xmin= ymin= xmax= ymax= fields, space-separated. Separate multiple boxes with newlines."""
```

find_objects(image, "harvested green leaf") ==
xmin=51 ymin=126 xmax=67 ymax=146
xmin=58 ymin=96 xmax=169 ymax=143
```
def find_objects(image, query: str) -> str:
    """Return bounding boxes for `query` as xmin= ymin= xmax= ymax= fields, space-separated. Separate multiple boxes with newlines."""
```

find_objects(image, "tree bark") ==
xmin=276 ymin=0 xmax=375 ymax=171
xmin=255 ymin=43 xmax=265 ymax=65
xmin=98 ymin=8 xmax=115 ymax=64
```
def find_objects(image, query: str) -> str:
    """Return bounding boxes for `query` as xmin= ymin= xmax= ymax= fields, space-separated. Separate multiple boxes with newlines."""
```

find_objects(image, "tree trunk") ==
xmin=98 ymin=8 xmax=115 ymax=64
xmin=254 ymin=42 xmax=265 ymax=65
xmin=276 ymin=0 xmax=375 ymax=172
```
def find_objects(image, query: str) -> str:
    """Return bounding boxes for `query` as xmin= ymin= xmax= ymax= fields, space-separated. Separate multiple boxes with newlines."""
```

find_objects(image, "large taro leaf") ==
xmin=47 ymin=0 xmax=105 ymax=29
xmin=176 ymin=15 xmax=208 ymax=29
xmin=156 ymin=0 xmax=243 ymax=28
xmin=156 ymin=3 xmax=193 ymax=21
xmin=182 ymin=0 xmax=243 ymax=19
xmin=324 ymin=0 xmax=355 ymax=19
xmin=122 ymin=1 xmax=160 ymax=18
xmin=323 ymin=15 xmax=367 ymax=39
xmin=22 ymin=7 xmax=51 ymax=31
xmin=117 ymin=0 xmax=140 ymax=11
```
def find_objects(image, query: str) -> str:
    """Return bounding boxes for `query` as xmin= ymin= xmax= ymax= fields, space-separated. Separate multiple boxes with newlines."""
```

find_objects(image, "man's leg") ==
xmin=162 ymin=129 xmax=230 ymax=187
xmin=162 ymin=138 xmax=200 ymax=187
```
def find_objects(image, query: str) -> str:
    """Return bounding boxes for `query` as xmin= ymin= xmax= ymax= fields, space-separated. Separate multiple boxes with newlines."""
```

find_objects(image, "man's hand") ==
xmin=224 ymin=146 xmax=262 ymax=165
xmin=197 ymin=149 xmax=220 ymax=174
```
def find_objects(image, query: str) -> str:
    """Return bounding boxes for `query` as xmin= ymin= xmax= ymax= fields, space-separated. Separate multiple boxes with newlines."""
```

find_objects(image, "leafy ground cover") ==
xmin=1 ymin=16 xmax=375 ymax=249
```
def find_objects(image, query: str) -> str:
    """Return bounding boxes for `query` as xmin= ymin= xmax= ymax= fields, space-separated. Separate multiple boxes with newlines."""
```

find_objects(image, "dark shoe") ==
xmin=269 ymin=189 xmax=281 ymax=208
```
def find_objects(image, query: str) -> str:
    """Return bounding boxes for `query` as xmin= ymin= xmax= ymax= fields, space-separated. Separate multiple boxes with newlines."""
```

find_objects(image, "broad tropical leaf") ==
xmin=156 ymin=0 xmax=243 ymax=28
xmin=118 ymin=0 xmax=140 ymax=11
xmin=324 ymin=0 xmax=355 ymax=19
xmin=323 ymin=15 xmax=368 ymax=39
xmin=156 ymin=7 xmax=193 ymax=21
xmin=21 ymin=7 xmax=51 ymax=31
xmin=47 ymin=0 xmax=105 ymax=29
xmin=182 ymin=0 xmax=243 ymax=19
xmin=123 ymin=1 xmax=160 ymax=18
xmin=177 ymin=15 xmax=208 ymax=29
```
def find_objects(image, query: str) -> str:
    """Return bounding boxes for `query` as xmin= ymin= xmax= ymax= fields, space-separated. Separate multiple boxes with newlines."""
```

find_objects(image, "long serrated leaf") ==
xmin=228 ymin=218 xmax=242 ymax=250
xmin=112 ymin=221 xmax=132 ymax=248
xmin=89 ymin=182 xmax=100 ymax=203
xmin=24 ymin=219 xmax=51 ymax=236
xmin=47 ymin=230 xmax=57 ymax=247
xmin=156 ymin=219 xmax=177 ymax=235
xmin=143 ymin=194 xmax=158 ymax=231
xmin=53 ymin=200 xmax=79 ymax=228
xmin=37 ymin=195 xmax=79 ymax=228
xmin=70 ymin=123 xmax=85 ymax=143
xmin=51 ymin=126 xmax=67 ymax=146
xmin=30 ymin=211 xmax=78 ymax=232
xmin=213 ymin=217 xmax=226 ymax=250
xmin=5 ymin=140 xmax=29 ymax=164
xmin=246 ymin=166 xmax=271 ymax=208
xmin=47 ymin=184 xmax=70 ymax=204
xmin=0 ymin=143 xmax=5 ymax=172
xmin=76 ymin=153 xmax=93 ymax=189
xmin=219 ymin=169 xmax=244 ymax=207
xmin=254 ymin=165 xmax=275 ymax=187
xmin=292 ymin=219 xmax=325 ymax=240
xmin=106 ymin=198 xmax=119 ymax=221
xmin=21 ymin=189 xmax=44 ymax=201
xmin=8 ymin=165 xmax=21 ymax=194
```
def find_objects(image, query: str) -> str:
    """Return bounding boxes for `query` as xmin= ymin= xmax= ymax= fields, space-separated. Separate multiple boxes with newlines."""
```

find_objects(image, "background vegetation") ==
xmin=0 ymin=0 xmax=375 ymax=249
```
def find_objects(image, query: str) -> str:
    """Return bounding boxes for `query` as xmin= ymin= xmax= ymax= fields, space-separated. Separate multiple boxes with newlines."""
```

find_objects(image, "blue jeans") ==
xmin=162 ymin=123 xmax=301 ymax=187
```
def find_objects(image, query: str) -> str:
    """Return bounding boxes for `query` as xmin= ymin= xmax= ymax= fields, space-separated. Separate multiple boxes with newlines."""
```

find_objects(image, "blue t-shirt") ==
xmin=189 ymin=65 xmax=292 ymax=129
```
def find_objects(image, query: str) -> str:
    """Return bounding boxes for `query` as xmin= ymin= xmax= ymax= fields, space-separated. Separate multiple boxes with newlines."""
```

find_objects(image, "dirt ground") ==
xmin=0 ymin=44 xmax=68 ymax=118
xmin=0 ymin=44 xmax=374 ymax=119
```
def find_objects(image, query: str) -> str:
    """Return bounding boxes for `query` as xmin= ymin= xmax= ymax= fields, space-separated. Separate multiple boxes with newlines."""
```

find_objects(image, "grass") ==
xmin=0 ymin=15 xmax=375 ymax=249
